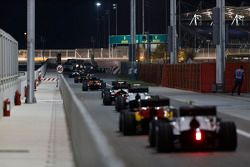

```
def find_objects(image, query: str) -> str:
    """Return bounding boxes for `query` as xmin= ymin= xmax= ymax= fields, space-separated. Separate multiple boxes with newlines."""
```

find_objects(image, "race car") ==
xmin=69 ymin=70 xmax=80 ymax=78
xmin=83 ymin=62 xmax=97 ymax=73
xmin=102 ymin=81 xmax=130 ymax=105
xmin=119 ymin=98 xmax=176 ymax=136
xmin=74 ymin=70 xmax=86 ymax=83
xmin=115 ymin=87 xmax=150 ymax=112
xmin=152 ymin=105 xmax=237 ymax=152
xmin=82 ymin=74 xmax=106 ymax=91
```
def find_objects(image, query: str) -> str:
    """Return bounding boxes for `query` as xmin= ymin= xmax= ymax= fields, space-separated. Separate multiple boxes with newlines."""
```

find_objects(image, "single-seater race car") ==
xmin=153 ymin=105 xmax=237 ymax=152
xmin=119 ymin=98 xmax=176 ymax=136
xmin=69 ymin=70 xmax=80 ymax=78
xmin=74 ymin=70 xmax=86 ymax=83
xmin=82 ymin=74 xmax=106 ymax=91
xmin=115 ymin=87 xmax=150 ymax=112
xmin=102 ymin=81 xmax=130 ymax=105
